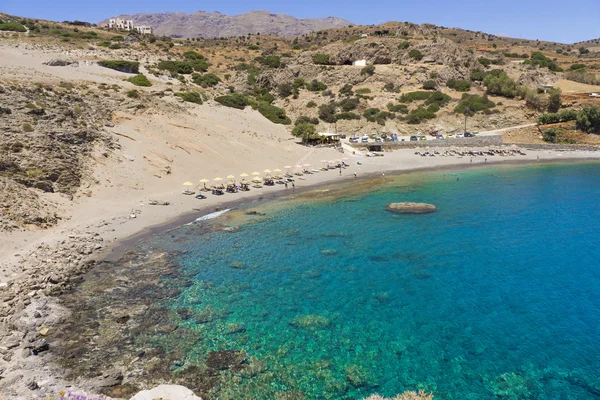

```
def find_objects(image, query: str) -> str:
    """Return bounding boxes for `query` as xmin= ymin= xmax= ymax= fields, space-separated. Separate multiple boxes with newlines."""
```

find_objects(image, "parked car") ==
xmin=391 ymin=133 xmax=398 ymax=141
xmin=361 ymin=136 xmax=369 ymax=143
xmin=340 ymin=134 xmax=347 ymax=139
xmin=410 ymin=136 xmax=418 ymax=141
xmin=436 ymin=134 xmax=445 ymax=139
xmin=464 ymin=132 xmax=474 ymax=137
xmin=350 ymin=138 xmax=359 ymax=143
xmin=455 ymin=132 xmax=464 ymax=138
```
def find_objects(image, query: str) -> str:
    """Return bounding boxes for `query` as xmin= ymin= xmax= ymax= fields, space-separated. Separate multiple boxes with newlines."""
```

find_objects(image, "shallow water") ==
xmin=64 ymin=163 xmax=600 ymax=399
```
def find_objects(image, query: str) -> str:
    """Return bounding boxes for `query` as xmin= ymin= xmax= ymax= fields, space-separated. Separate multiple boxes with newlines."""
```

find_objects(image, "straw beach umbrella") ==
xmin=263 ymin=169 xmax=272 ymax=173
xmin=199 ymin=178 xmax=210 ymax=191
xmin=251 ymin=171 xmax=261 ymax=176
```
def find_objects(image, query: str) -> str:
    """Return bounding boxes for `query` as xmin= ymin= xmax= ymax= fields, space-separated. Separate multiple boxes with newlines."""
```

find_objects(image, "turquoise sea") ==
xmin=64 ymin=163 xmax=600 ymax=399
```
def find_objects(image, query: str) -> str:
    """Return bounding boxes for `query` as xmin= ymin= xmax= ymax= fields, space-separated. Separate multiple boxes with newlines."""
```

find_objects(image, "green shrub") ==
xmin=547 ymin=88 xmax=561 ymax=113
xmin=0 ymin=22 xmax=26 ymax=32
xmin=409 ymin=49 xmax=423 ymax=60
xmin=318 ymin=103 xmax=337 ymax=123
xmin=447 ymin=79 xmax=471 ymax=92
xmin=97 ymin=60 xmax=140 ymax=74
xmin=387 ymin=103 xmax=408 ymax=113
xmin=157 ymin=60 xmax=208 ymax=75
xmin=335 ymin=112 xmax=361 ymax=120
xmin=292 ymin=78 xmax=305 ymax=90
xmin=538 ymin=110 xmax=578 ymax=125
xmin=295 ymin=116 xmax=319 ymax=125
xmin=183 ymin=51 xmax=204 ymax=60
xmin=338 ymin=97 xmax=360 ymax=111
xmin=257 ymin=102 xmax=291 ymax=125
xmin=406 ymin=107 xmax=435 ymax=124
xmin=355 ymin=88 xmax=371 ymax=95
xmin=564 ymin=70 xmax=600 ymax=86
xmin=215 ymin=93 xmax=248 ymax=109
xmin=524 ymin=51 xmax=563 ymax=72
xmin=313 ymin=53 xmax=330 ymax=65
xmin=454 ymin=93 xmax=495 ymax=114
xmin=398 ymin=41 xmax=410 ymax=49
xmin=422 ymin=80 xmax=437 ymax=90
xmin=363 ymin=108 xmax=393 ymax=125
xmin=247 ymin=44 xmax=260 ymax=50
xmin=22 ymin=123 xmax=34 ymax=132
xmin=576 ymin=104 xmax=600 ymax=134
xmin=383 ymin=82 xmax=396 ymax=92
xmin=361 ymin=64 xmax=375 ymax=76
xmin=470 ymin=69 xmax=487 ymax=82
xmin=126 ymin=90 xmax=139 ymax=98
xmin=176 ymin=91 xmax=203 ymax=105
xmin=306 ymin=80 xmax=327 ymax=92
xmin=292 ymin=123 xmax=317 ymax=142
xmin=307 ymin=101 xmax=317 ymax=108
xmin=478 ymin=57 xmax=492 ymax=67
xmin=399 ymin=91 xmax=433 ymax=103
xmin=127 ymin=74 xmax=152 ymax=87
xmin=191 ymin=73 xmax=221 ymax=87
xmin=108 ymin=43 xmax=121 ymax=50
xmin=255 ymin=55 xmax=281 ymax=68
xmin=339 ymin=84 xmax=354 ymax=96
xmin=483 ymin=70 xmax=520 ymax=98
xmin=569 ymin=63 xmax=586 ymax=71
xmin=543 ymin=128 xmax=575 ymax=143
xmin=110 ymin=35 xmax=124 ymax=42
xmin=278 ymin=83 xmax=293 ymax=98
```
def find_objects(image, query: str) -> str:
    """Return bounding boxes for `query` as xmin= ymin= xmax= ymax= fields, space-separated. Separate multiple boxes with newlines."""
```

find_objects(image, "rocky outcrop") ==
xmin=386 ymin=202 xmax=437 ymax=214
xmin=43 ymin=59 xmax=77 ymax=67
xmin=517 ymin=69 xmax=560 ymax=87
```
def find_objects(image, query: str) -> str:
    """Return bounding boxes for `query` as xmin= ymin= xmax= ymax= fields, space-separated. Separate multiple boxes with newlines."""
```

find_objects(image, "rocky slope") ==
xmin=100 ymin=10 xmax=352 ymax=38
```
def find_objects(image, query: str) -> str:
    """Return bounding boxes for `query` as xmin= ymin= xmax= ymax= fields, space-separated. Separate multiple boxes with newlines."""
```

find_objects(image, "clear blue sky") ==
xmin=2 ymin=0 xmax=598 ymax=44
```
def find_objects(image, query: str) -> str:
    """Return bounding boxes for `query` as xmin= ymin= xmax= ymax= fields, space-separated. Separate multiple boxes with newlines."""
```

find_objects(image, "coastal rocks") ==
xmin=386 ymin=202 xmax=437 ymax=214
xmin=129 ymin=384 xmax=203 ymax=400
xmin=206 ymin=350 xmax=247 ymax=371
xmin=290 ymin=314 xmax=330 ymax=330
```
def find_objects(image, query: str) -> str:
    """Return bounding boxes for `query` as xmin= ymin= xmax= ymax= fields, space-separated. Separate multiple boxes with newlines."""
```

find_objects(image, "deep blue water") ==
xmin=148 ymin=163 xmax=600 ymax=399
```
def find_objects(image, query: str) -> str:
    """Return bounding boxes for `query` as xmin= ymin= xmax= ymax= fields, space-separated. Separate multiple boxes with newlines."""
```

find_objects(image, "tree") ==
xmin=361 ymin=64 xmax=375 ymax=76
xmin=422 ymin=80 xmax=437 ymax=90
xmin=277 ymin=83 xmax=293 ymax=98
xmin=408 ymin=49 xmax=423 ymax=60
xmin=547 ymin=88 xmax=561 ymax=113
xmin=292 ymin=123 xmax=317 ymax=142
xmin=313 ymin=53 xmax=330 ymax=65
xmin=339 ymin=84 xmax=354 ymax=96
xmin=576 ymin=104 xmax=600 ymax=134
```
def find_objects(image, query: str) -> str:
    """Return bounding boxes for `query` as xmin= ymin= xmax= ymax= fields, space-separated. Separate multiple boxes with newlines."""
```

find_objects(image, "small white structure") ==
xmin=135 ymin=25 xmax=152 ymax=35
xmin=352 ymin=59 xmax=367 ymax=67
xmin=360 ymin=33 xmax=369 ymax=38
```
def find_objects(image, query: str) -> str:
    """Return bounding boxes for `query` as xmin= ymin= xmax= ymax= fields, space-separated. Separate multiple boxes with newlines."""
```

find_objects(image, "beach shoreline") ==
xmin=1 ymin=146 xmax=600 ymax=399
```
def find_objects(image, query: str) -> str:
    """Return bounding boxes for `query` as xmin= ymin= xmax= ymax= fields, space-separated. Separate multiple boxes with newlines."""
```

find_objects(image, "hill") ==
xmin=99 ymin=10 xmax=353 ymax=38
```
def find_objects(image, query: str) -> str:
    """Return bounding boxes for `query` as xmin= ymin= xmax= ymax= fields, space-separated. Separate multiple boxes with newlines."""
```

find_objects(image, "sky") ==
xmin=2 ymin=0 xmax=599 ymax=44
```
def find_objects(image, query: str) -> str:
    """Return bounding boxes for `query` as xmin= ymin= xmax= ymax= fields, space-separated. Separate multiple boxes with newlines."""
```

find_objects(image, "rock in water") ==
xmin=386 ymin=202 xmax=437 ymax=214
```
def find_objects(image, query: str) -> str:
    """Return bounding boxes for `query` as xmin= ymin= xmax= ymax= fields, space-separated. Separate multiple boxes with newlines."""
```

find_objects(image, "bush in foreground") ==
xmin=257 ymin=102 xmax=291 ymax=125
xmin=215 ymin=93 xmax=248 ymax=109
xmin=98 ymin=60 xmax=140 ymax=74
xmin=176 ymin=91 xmax=203 ymax=105
xmin=576 ymin=104 xmax=600 ymax=134
xmin=127 ymin=74 xmax=152 ymax=87
xmin=0 ymin=22 xmax=27 ymax=32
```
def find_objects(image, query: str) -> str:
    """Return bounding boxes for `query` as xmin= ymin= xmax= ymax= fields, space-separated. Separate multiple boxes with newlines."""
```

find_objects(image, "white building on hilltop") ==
xmin=108 ymin=18 xmax=134 ymax=31
xmin=135 ymin=25 xmax=152 ymax=35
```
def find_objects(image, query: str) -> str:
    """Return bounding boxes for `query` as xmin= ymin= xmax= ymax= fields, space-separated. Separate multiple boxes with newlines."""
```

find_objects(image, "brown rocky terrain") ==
xmin=100 ymin=10 xmax=352 ymax=38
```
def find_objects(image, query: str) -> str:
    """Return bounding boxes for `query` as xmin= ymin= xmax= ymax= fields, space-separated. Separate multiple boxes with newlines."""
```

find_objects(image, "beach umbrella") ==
xmin=303 ymin=164 xmax=311 ymax=167
xmin=294 ymin=164 xmax=302 ymax=169
xmin=251 ymin=171 xmax=261 ymax=176
xmin=199 ymin=178 xmax=210 ymax=183
xmin=213 ymin=177 xmax=223 ymax=182
xmin=264 ymin=169 xmax=272 ymax=173
xmin=227 ymin=175 xmax=236 ymax=180
xmin=183 ymin=181 xmax=194 ymax=186
xmin=252 ymin=177 xmax=262 ymax=182
xmin=274 ymin=168 xmax=282 ymax=172
xmin=240 ymin=173 xmax=249 ymax=178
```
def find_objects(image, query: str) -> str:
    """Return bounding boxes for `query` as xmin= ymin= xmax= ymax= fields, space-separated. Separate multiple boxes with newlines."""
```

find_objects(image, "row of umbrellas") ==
xmin=182 ymin=159 xmax=350 ymax=187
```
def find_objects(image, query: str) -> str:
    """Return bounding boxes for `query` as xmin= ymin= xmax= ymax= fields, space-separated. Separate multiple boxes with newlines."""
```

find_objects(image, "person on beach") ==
xmin=285 ymin=182 xmax=288 ymax=189
xmin=339 ymin=169 xmax=342 ymax=176
xmin=354 ymin=173 xmax=357 ymax=178
xmin=292 ymin=182 xmax=295 ymax=189
xmin=470 ymin=158 xmax=473 ymax=163
xmin=485 ymin=157 xmax=487 ymax=163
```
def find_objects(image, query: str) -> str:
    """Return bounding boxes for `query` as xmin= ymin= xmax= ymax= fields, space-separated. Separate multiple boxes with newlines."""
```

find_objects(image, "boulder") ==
xmin=386 ymin=202 xmax=436 ymax=214
xmin=43 ymin=59 xmax=76 ymax=67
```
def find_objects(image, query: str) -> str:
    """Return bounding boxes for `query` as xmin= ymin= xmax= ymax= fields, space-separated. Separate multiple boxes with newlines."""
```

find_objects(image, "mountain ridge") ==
xmin=99 ymin=10 xmax=353 ymax=38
